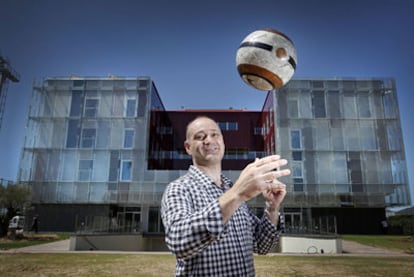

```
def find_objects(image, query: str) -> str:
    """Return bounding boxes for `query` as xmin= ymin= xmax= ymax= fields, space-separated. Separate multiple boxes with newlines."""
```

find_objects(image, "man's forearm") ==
xmin=265 ymin=204 xmax=280 ymax=225
xmin=218 ymin=188 xmax=245 ymax=224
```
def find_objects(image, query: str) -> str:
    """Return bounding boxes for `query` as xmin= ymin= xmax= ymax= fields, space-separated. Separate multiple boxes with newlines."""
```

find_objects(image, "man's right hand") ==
xmin=219 ymin=155 xmax=290 ymax=223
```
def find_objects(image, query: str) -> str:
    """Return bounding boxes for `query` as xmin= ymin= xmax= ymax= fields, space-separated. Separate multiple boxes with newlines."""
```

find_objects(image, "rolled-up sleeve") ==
xmin=161 ymin=181 xmax=228 ymax=260
xmin=253 ymin=211 xmax=285 ymax=255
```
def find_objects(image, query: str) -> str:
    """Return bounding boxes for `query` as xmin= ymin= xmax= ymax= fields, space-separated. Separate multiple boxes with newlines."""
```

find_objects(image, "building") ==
xmin=271 ymin=78 xmax=410 ymax=234
xmin=17 ymin=76 xmax=410 ymax=238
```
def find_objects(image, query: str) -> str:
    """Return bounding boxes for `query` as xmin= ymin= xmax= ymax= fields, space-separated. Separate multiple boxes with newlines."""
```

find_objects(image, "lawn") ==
xmin=0 ymin=253 xmax=413 ymax=276
xmin=1 ymin=234 xmax=414 ymax=276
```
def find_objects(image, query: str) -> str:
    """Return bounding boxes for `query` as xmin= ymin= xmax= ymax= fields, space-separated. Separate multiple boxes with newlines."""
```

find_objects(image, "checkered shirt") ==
xmin=161 ymin=166 xmax=284 ymax=276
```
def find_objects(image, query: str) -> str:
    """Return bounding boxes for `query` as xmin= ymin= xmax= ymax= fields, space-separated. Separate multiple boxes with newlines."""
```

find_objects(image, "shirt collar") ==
xmin=188 ymin=165 xmax=232 ymax=190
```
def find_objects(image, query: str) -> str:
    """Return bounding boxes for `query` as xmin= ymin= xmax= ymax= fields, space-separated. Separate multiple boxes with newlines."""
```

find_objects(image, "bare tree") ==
xmin=0 ymin=183 xmax=31 ymax=236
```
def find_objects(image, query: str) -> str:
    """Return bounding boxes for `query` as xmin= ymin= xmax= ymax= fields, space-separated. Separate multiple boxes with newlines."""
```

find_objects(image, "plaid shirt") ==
xmin=161 ymin=166 xmax=284 ymax=276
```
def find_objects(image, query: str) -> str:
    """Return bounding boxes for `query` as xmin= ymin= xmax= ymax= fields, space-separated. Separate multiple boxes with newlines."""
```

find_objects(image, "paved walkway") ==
xmin=4 ymin=239 xmax=72 ymax=254
xmin=341 ymin=240 xmax=411 ymax=256
xmin=1 ymin=239 xmax=412 ymax=256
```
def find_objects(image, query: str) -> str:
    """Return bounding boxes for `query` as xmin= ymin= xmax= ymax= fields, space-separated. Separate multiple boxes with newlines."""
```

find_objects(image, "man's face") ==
xmin=185 ymin=117 xmax=225 ymax=166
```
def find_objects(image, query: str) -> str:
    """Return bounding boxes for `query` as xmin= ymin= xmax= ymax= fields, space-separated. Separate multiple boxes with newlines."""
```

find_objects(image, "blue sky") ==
xmin=0 ymin=0 xmax=413 ymax=202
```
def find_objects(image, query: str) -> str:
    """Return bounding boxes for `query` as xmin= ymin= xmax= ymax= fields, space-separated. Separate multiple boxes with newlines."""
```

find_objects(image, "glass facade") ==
xmin=18 ymin=76 xmax=167 ymax=232
xmin=272 ymin=79 xmax=410 ymax=233
xmin=18 ymin=76 xmax=410 ymax=235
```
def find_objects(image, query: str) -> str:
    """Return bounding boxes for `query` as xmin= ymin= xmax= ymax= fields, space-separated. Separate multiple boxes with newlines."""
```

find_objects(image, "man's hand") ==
xmin=233 ymin=155 xmax=290 ymax=202
xmin=219 ymin=155 xmax=290 ymax=223
xmin=263 ymin=181 xmax=287 ymax=225
xmin=263 ymin=181 xmax=287 ymax=208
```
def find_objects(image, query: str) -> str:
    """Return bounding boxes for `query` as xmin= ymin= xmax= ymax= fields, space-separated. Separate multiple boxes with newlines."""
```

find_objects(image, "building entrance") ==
xmin=116 ymin=207 xmax=141 ymax=233
xmin=284 ymin=211 xmax=303 ymax=233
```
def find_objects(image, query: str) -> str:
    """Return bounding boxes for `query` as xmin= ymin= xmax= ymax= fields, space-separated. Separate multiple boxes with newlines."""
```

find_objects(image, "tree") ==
xmin=0 ymin=183 xmax=31 ymax=236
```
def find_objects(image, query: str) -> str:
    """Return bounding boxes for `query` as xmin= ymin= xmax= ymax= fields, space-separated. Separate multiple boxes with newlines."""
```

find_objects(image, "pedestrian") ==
xmin=381 ymin=219 xmax=389 ymax=234
xmin=161 ymin=116 xmax=290 ymax=276
xmin=30 ymin=215 xmax=39 ymax=233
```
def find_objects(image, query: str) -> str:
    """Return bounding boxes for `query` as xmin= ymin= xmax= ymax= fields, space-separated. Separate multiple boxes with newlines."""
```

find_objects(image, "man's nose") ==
xmin=203 ymin=135 xmax=213 ymax=143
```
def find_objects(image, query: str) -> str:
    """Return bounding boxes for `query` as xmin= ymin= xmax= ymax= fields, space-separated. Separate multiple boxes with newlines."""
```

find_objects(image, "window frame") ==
xmin=125 ymin=97 xmax=137 ymax=118
xmin=81 ymin=128 xmax=96 ymax=148
xmin=123 ymin=129 xmax=135 ymax=148
xmin=290 ymin=129 xmax=302 ymax=150
xmin=84 ymin=97 xmax=99 ymax=118
xmin=78 ymin=159 xmax=93 ymax=181
xmin=120 ymin=159 xmax=132 ymax=181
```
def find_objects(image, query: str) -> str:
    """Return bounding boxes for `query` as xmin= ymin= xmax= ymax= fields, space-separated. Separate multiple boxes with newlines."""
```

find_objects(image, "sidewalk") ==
xmin=341 ymin=240 xmax=411 ymax=256
xmin=2 ymin=239 xmax=412 ymax=256
xmin=3 ymin=239 xmax=72 ymax=254
xmin=2 ymin=239 xmax=171 ymax=255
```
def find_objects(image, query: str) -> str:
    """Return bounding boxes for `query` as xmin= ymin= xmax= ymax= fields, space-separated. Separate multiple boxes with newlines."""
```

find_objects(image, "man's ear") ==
xmin=184 ymin=140 xmax=191 ymax=155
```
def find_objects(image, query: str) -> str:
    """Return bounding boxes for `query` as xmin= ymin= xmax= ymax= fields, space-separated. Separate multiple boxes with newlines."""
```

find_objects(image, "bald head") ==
xmin=186 ymin=116 xmax=220 ymax=140
xmin=184 ymin=116 xmax=225 ymax=167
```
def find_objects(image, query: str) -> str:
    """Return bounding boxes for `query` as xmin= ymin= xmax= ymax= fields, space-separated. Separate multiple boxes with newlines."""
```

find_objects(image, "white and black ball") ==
xmin=236 ymin=29 xmax=297 ymax=91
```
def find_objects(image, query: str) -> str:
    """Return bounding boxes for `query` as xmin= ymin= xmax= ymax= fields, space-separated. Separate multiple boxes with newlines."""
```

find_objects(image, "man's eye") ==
xmin=195 ymin=134 xmax=206 ymax=140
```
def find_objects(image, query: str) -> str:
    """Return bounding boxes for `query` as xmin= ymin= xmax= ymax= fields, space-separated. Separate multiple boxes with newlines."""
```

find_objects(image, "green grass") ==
xmin=0 ymin=253 xmax=413 ymax=277
xmin=1 ymin=234 xmax=414 ymax=276
xmin=342 ymin=235 xmax=414 ymax=254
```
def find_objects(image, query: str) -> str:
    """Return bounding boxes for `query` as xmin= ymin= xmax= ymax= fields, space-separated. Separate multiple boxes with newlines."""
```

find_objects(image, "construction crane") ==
xmin=0 ymin=54 xmax=20 ymax=130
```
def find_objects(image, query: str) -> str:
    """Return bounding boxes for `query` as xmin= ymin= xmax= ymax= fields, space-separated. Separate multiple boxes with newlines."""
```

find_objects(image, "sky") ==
xmin=0 ymin=0 xmax=413 ymax=203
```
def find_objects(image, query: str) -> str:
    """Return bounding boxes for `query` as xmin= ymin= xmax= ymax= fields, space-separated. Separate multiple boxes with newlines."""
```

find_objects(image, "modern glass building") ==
xmin=270 ymin=78 xmax=410 ymax=233
xmin=18 ymin=76 xmax=168 ymax=233
xmin=17 ymin=76 xmax=410 ymax=237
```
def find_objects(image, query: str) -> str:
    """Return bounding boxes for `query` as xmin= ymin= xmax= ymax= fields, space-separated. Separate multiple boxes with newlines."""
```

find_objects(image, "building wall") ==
xmin=273 ymin=78 xmax=410 ymax=233
xmin=18 ymin=76 xmax=410 ymax=235
xmin=19 ymin=77 xmax=264 ymax=233
xmin=19 ymin=77 xmax=166 ymax=232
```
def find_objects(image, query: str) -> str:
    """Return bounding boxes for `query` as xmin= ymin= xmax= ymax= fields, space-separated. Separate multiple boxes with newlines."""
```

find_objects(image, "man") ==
xmin=161 ymin=116 xmax=290 ymax=276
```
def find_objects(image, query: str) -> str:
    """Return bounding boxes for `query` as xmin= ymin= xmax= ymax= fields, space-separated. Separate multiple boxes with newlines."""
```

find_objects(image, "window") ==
xmin=123 ymin=129 xmax=134 ymax=148
xmin=327 ymin=91 xmax=341 ymax=118
xmin=66 ymin=119 xmax=79 ymax=148
xmin=331 ymin=127 xmax=344 ymax=150
xmin=291 ymin=130 xmax=302 ymax=149
xmin=84 ymin=98 xmax=98 ymax=118
xmin=125 ymin=98 xmax=137 ymax=117
xmin=108 ymin=151 xmax=119 ymax=182
xmin=254 ymin=127 xmax=263 ymax=135
xmin=357 ymin=91 xmax=371 ymax=118
xmin=73 ymin=80 xmax=85 ymax=87
xmin=343 ymin=91 xmax=357 ymax=118
xmin=312 ymin=91 xmax=326 ymax=118
xmin=291 ymin=161 xmax=303 ymax=178
xmin=333 ymin=153 xmax=348 ymax=185
xmin=360 ymin=124 xmax=377 ymax=150
xmin=218 ymin=122 xmax=238 ymax=131
xmin=312 ymin=80 xmax=324 ymax=88
xmin=315 ymin=124 xmax=330 ymax=150
xmin=81 ymin=128 xmax=96 ymax=148
xmin=148 ymin=207 xmax=164 ymax=233
xmin=120 ymin=160 xmax=132 ymax=181
xmin=78 ymin=160 xmax=93 ymax=181
xmin=288 ymin=99 xmax=299 ymax=118
xmin=228 ymin=122 xmax=238 ymax=131
xmin=348 ymin=152 xmax=362 ymax=185
xmin=156 ymin=126 xmax=173 ymax=135
xmin=292 ymin=151 xmax=302 ymax=161
xmin=293 ymin=178 xmax=304 ymax=192
xmin=70 ymin=91 xmax=83 ymax=117
xmin=138 ymin=79 xmax=147 ymax=88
